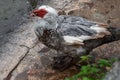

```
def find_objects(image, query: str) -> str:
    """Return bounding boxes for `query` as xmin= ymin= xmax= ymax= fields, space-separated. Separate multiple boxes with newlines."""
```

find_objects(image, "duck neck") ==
xmin=43 ymin=13 xmax=58 ymax=29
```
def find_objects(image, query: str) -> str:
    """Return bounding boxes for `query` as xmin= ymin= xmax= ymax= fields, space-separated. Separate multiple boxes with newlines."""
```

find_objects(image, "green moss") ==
xmin=65 ymin=55 xmax=118 ymax=80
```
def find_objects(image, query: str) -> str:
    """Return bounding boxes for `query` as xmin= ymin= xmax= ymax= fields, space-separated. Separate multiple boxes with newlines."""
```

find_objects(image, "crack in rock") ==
xmin=4 ymin=44 xmax=35 ymax=80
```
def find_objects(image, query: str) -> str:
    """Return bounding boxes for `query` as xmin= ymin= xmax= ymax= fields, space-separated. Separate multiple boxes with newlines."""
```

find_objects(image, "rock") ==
xmin=11 ymin=44 xmax=78 ymax=80
xmin=104 ymin=62 xmax=120 ymax=80
xmin=90 ymin=40 xmax=120 ymax=60
xmin=0 ymin=0 xmax=29 ymax=35
xmin=66 ymin=0 xmax=120 ymax=28
xmin=0 ymin=0 xmax=47 ymax=36
xmin=0 ymin=18 xmax=44 ymax=80
xmin=0 ymin=43 xmax=28 ymax=80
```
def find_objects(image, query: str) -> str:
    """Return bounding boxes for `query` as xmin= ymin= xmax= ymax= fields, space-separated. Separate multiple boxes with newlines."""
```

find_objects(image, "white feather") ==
xmin=63 ymin=36 xmax=83 ymax=45
xmin=38 ymin=5 xmax=58 ymax=16
xmin=78 ymin=35 xmax=93 ymax=40
xmin=90 ymin=25 xmax=107 ymax=33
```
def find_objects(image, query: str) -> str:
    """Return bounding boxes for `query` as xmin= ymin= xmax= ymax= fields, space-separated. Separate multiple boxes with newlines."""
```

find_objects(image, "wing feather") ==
xmin=58 ymin=16 xmax=111 ymax=46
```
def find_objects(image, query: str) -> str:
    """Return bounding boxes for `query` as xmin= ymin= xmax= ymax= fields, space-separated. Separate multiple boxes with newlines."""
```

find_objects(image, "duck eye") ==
xmin=34 ymin=12 xmax=38 ymax=16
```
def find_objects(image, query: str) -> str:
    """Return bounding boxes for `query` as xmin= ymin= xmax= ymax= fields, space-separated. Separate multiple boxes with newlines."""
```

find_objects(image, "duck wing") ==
xmin=57 ymin=15 xmax=110 ymax=45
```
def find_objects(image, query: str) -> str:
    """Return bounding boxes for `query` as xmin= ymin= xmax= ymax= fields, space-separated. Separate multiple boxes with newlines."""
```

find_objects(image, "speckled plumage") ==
xmin=33 ymin=5 xmax=119 ymax=57
xmin=34 ymin=15 xmax=110 ymax=56
xmin=32 ymin=5 xmax=120 ymax=70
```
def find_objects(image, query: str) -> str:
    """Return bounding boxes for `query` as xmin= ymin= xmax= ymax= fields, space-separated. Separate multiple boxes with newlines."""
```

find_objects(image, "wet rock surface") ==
xmin=0 ymin=0 xmax=120 ymax=80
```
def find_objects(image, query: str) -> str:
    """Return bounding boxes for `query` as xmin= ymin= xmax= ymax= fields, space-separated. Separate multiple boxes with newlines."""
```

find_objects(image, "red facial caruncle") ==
xmin=31 ymin=9 xmax=48 ymax=18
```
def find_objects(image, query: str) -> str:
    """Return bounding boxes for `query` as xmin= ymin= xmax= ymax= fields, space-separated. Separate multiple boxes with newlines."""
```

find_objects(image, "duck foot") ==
xmin=51 ymin=55 xmax=73 ymax=71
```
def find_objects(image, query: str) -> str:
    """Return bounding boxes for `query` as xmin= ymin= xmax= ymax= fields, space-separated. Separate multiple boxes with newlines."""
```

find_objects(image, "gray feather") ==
xmin=57 ymin=15 xmax=97 ymax=37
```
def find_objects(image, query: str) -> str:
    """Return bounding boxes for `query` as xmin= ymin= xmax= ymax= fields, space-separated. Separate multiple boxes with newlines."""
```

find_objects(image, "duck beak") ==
xmin=30 ymin=12 xmax=36 ymax=17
